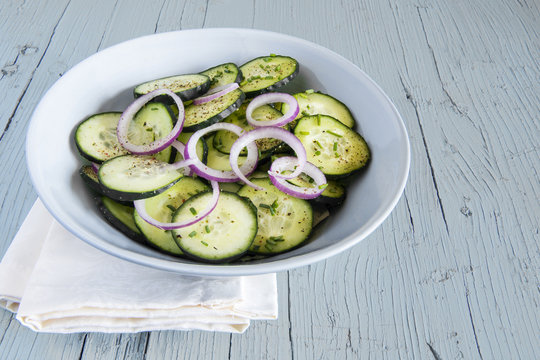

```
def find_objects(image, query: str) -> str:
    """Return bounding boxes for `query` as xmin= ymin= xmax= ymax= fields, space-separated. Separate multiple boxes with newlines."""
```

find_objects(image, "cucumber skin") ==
xmin=74 ymin=112 xmax=125 ymax=164
xmin=182 ymin=91 xmax=246 ymax=132
xmin=172 ymin=191 xmax=258 ymax=264
xmin=95 ymin=196 xmax=146 ymax=244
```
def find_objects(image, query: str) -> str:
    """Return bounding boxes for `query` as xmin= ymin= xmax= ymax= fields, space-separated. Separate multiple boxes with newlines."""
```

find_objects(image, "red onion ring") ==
xmin=245 ymin=92 xmax=299 ymax=127
xmin=184 ymin=123 xmax=258 ymax=182
xmin=192 ymin=83 xmax=239 ymax=105
xmin=229 ymin=127 xmax=307 ymax=190
xmin=91 ymin=162 xmax=100 ymax=173
xmin=168 ymin=140 xmax=195 ymax=175
xmin=269 ymin=156 xmax=327 ymax=199
xmin=134 ymin=180 xmax=220 ymax=230
xmin=117 ymin=89 xmax=185 ymax=155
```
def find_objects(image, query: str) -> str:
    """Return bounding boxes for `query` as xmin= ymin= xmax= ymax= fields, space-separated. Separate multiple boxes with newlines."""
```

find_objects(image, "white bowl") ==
xmin=26 ymin=29 xmax=410 ymax=276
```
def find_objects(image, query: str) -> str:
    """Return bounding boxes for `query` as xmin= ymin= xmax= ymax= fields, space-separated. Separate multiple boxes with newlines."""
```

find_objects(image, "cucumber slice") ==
xmin=206 ymin=135 xmax=247 ymax=171
xmin=183 ymin=88 xmax=245 ymax=132
xmin=219 ymin=182 xmax=242 ymax=193
xmin=134 ymin=177 xmax=209 ymax=255
xmin=213 ymin=102 xmax=289 ymax=158
xmin=75 ymin=112 xmax=130 ymax=163
xmin=98 ymin=155 xmax=183 ymax=201
xmin=286 ymin=173 xmax=347 ymax=207
xmin=294 ymin=115 xmax=370 ymax=177
xmin=239 ymin=55 xmax=299 ymax=98
xmin=134 ymin=74 xmax=210 ymax=102
xmin=96 ymin=196 xmax=145 ymax=243
xmin=282 ymin=91 xmax=355 ymax=128
xmin=80 ymin=165 xmax=106 ymax=195
xmin=200 ymin=63 xmax=243 ymax=89
xmin=238 ymin=178 xmax=313 ymax=255
xmin=131 ymin=102 xmax=175 ymax=163
xmin=176 ymin=131 xmax=208 ymax=164
xmin=172 ymin=192 xmax=258 ymax=263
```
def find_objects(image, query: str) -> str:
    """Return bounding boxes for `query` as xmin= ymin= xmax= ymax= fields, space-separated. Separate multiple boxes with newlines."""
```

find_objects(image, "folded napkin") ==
xmin=0 ymin=199 xmax=277 ymax=333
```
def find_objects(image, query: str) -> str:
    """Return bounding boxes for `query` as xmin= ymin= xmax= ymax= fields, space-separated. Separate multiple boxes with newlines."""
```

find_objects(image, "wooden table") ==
xmin=1 ymin=0 xmax=538 ymax=358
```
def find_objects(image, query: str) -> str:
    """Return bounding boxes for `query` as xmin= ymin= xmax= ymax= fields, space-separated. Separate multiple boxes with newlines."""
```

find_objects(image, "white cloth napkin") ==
xmin=0 ymin=199 xmax=277 ymax=333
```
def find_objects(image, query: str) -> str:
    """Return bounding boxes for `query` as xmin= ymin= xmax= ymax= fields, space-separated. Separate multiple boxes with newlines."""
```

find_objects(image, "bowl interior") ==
xmin=27 ymin=29 xmax=409 ymax=276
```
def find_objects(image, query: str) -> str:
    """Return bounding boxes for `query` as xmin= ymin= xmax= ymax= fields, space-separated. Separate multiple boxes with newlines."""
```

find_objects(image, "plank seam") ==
xmin=398 ymin=75 xmax=449 ymax=235
xmin=0 ymin=0 xmax=72 ymax=143
xmin=154 ymin=0 xmax=167 ymax=34
xmin=465 ymin=290 xmax=484 ymax=360
xmin=143 ymin=331 xmax=151 ymax=358
xmin=77 ymin=334 xmax=88 ymax=360
xmin=202 ymin=0 xmax=209 ymax=28
xmin=287 ymin=271 xmax=295 ymax=360
xmin=427 ymin=342 xmax=443 ymax=360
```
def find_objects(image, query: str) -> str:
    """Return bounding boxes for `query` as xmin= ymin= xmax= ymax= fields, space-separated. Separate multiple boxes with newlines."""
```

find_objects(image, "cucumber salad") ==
xmin=75 ymin=54 xmax=370 ymax=263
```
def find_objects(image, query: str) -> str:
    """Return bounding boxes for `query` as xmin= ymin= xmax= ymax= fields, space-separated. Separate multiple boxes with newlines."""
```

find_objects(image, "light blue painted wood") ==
xmin=0 ymin=0 xmax=538 ymax=359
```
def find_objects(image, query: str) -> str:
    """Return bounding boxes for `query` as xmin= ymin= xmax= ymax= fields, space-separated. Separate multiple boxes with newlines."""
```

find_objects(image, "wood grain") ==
xmin=0 ymin=0 xmax=538 ymax=359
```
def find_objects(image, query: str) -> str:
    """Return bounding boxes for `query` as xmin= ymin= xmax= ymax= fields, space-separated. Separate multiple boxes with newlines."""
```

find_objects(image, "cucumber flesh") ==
xmin=98 ymin=155 xmax=183 ymax=201
xmin=200 ymin=62 xmax=243 ymax=89
xmin=172 ymin=191 xmax=257 ymax=263
xmin=238 ymin=178 xmax=313 ymax=254
xmin=294 ymin=115 xmax=370 ymax=177
xmin=183 ymin=88 xmax=245 ymax=132
xmin=213 ymin=102 xmax=288 ymax=158
xmin=239 ymin=55 xmax=299 ymax=97
xmin=282 ymin=91 xmax=355 ymax=128
xmin=134 ymin=177 xmax=209 ymax=255
xmin=97 ymin=196 xmax=145 ymax=243
xmin=134 ymin=74 xmax=210 ymax=102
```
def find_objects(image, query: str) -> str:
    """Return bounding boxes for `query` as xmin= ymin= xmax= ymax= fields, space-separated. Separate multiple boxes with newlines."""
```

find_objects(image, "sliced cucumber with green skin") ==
xmin=200 ymin=63 xmax=243 ymax=89
xmin=183 ymin=88 xmax=245 ymax=132
xmin=132 ymin=102 xmax=175 ymax=163
xmin=281 ymin=91 xmax=355 ymax=128
xmin=213 ymin=102 xmax=289 ymax=158
xmin=172 ymin=191 xmax=258 ymax=263
xmin=176 ymin=132 xmax=208 ymax=164
xmin=96 ymin=196 xmax=145 ymax=243
xmin=239 ymin=55 xmax=299 ymax=98
xmin=294 ymin=115 xmax=370 ymax=177
xmin=284 ymin=172 xmax=347 ymax=207
xmin=206 ymin=135 xmax=247 ymax=171
xmin=237 ymin=178 xmax=313 ymax=255
xmin=134 ymin=177 xmax=209 ymax=256
xmin=133 ymin=74 xmax=210 ymax=102
xmin=75 ymin=112 xmax=130 ymax=163
xmin=98 ymin=155 xmax=183 ymax=201
xmin=80 ymin=165 xmax=107 ymax=195
xmin=219 ymin=182 xmax=242 ymax=193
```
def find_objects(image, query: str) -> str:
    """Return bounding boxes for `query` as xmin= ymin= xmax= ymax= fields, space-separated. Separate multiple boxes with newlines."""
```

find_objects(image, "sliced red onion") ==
xmin=245 ymin=92 xmax=299 ymax=127
xmin=184 ymin=122 xmax=258 ymax=182
xmin=117 ymin=89 xmax=184 ymax=155
xmin=169 ymin=140 xmax=193 ymax=175
xmin=269 ymin=156 xmax=327 ymax=199
xmin=229 ymin=127 xmax=307 ymax=190
xmin=134 ymin=180 xmax=220 ymax=230
xmin=192 ymin=83 xmax=239 ymax=105
xmin=91 ymin=162 xmax=100 ymax=173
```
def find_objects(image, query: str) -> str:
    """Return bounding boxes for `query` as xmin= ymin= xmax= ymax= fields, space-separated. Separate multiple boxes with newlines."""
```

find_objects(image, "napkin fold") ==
xmin=0 ymin=200 xmax=277 ymax=333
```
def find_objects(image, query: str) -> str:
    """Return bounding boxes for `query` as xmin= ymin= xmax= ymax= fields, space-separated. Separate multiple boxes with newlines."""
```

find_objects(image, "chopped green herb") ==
xmin=319 ymin=183 xmax=329 ymax=189
xmin=333 ymin=142 xmax=338 ymax=151
xmin=315 ymin=150 xmax=321 ymax=156
xmin=335 ymin=152 xmax=340 ymax=158
xmin=240 ymin=80 xmax=247 ymax=86
xmin=317 ymin=114 xmax=321 ymax=125
xmin=264 ymin=243 xmax=274 ymax=251
xmin=315 ymin=140 xmax=323 ymax=148
xmin=327 ymin=130 xmax=342 ymax=137
xmin=263 ymin=57 xmax=272 ymax=62
xmin=189 ymin=207 xmax=197 ymax=215
xmin=305 ymin=89 xmax=314 ymax=94
xmin=275 ymin=64 xmax=281 ymax=71
xmin=259 ymin=64 xmax=265 ymax=70
xmin=301 ymin=110 xmax=310 ymax=116
xmin=299 ymin=93 xmax=308 ymax=99
xmin=265 ymin=75 xmax=274 ymax=80
xmin=259 ymin=203 xmax=275 ymax=216
xmin=200 ymin=240 xmax=208 ymax=246
xmin=300 ymin=131 xmax=310 ymax=135
xmin=269 ymin=235 xmax=284 ymax=242
xmin=189 ymin=231 xmax=197 ymax=237
xmin=224 ymin=68 xmax=232 ymax=73
xmin=270 ymin=53 xmax=277 ymax=57
xmin=205 ymin=225 xmax=211 ymax=234
xmin=166 ymin=205 xmax=176 ymax=212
